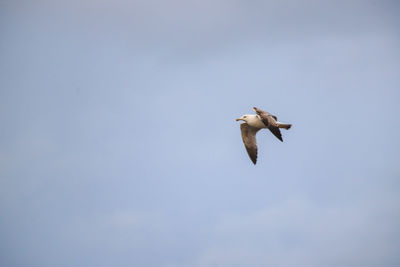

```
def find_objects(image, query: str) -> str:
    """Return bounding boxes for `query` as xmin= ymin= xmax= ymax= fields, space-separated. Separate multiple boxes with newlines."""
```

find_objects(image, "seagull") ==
xmin=236 ymin=107 xmax=292 ymax=164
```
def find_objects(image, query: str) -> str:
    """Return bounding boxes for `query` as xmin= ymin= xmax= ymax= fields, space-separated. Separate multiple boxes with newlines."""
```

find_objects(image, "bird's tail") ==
xmin=277 ymin=123 xmax=292 ymax=130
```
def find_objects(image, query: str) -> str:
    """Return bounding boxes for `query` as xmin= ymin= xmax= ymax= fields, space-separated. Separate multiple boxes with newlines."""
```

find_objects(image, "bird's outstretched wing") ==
xmin=253 ymin=107 xmax=277 ymax=126
xmin=240 ymin=123 xmax=261 ymax=164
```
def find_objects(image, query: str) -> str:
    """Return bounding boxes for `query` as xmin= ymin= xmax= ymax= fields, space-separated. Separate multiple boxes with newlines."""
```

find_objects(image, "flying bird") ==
xmin=236 ymin=107 xmax=292 ymax=164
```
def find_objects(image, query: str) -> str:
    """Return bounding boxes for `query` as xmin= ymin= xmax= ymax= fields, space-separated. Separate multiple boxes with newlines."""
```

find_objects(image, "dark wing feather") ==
xmin=240 ymin=123 xmax=260 ymax=164
xmin=268 ymin=126 xmax=283 ymax=142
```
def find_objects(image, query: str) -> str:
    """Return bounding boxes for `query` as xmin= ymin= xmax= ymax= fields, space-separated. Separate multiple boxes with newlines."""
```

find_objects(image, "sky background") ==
xmin=1 ymin=0 xmax=400 ymax=266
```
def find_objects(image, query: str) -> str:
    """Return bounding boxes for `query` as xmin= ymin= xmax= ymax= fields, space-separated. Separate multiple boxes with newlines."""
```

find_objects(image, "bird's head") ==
xmin=236 ymin=115 xmax=251 ymax=122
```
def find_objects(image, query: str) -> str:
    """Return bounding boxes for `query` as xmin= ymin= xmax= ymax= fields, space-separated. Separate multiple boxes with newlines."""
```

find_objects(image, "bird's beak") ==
xmin=236 ymin=118 xmax=243 ymax=121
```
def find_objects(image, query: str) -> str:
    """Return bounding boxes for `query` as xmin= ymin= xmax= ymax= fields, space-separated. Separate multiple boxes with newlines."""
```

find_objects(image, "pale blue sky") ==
xmin=1 ymin=1 xmax=400 ymax=266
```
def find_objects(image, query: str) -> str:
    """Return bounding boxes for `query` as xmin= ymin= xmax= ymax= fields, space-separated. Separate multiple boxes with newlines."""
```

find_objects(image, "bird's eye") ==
xmin=244 ymin=116 xmax=247 ymax=118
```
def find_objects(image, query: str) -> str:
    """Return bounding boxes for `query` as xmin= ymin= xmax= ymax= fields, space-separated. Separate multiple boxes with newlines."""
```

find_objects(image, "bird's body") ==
xmin=236 ymin=107 xmax=292 ymax=164
xmin=240 ymin=115 xmax=267 ymax=129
